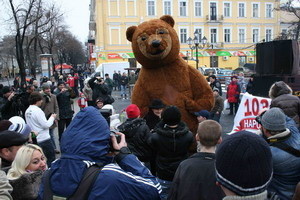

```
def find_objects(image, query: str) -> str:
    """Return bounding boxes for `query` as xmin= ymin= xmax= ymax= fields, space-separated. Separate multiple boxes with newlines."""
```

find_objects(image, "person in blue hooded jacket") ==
xmin=38 ymin=106 xmax=161 ymax=200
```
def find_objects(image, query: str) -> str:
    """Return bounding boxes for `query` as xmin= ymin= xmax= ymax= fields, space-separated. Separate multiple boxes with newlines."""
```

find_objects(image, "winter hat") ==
xmin=9 ymin=116 xmax=26 ymax=125
xmin=261 ymin=108 xmax=286 ymax=131
xmin=216 ymin=131 xmax=273 ymax=196
xmin=0 ymin=120 xmax=13 ymax=132
xmin=162 ymin=106 xmax=181 ymax=126
xmin=126 ymin=104 xmax=140 ymax=118
xmin=2 ymin=86 xmax=11 ymax=95
xmin=231 ymin=76 xmax=238 ymax=80
xmin=41 ymin=83 xmax=51 ymax=90
xmin=149 ymin=99 xmax=166 ymax=109
xmin=57 ymin=81 xmax=65 ymax=86
xmin=213 ymin=88 xmax=219 ymax=93
xmin=8 ymin=116 xmax=31 ymax=137
xmin=0 ymin=130 xmax=28 ymax=148
xmin=194 ymin=110 xmax=210 ymax=119
xmin=8 ymin=123 xmax=31 ymax=138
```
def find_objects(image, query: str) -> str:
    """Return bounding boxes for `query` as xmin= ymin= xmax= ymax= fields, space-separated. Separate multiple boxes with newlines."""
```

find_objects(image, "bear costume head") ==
xmin=126 ymin=15 xmax=179 ymax=69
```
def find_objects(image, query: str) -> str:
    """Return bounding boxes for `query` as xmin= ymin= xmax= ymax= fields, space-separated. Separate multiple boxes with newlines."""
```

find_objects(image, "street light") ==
xmin=187 ymin=31 xmax=207 ymax=70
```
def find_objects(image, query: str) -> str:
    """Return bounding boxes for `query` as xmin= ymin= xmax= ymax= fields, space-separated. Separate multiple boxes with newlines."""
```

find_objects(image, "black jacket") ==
xmin=0 ymin=96 xmax=20 ymax=120
xmin=168 ymin=152 xmax=225 ymax=200
xmin=54 ymin=89 xmax=74 ymax=119
xmin=118 ymin=118 xmax=153 ymax=162
xmin=88 ymin=77 xmax=109 ymax=102
xmin=119 ymin=76 xmax=128 ymax=86
xmin=144 ymin=110 xmax=161 ymax=130
xmin=149 ymin=121 xmax=193 ymax=181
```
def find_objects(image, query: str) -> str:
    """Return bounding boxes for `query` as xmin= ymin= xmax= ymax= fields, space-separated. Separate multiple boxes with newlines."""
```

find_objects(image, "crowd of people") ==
xmin=0 ymin=70 xmax=300 ymax=200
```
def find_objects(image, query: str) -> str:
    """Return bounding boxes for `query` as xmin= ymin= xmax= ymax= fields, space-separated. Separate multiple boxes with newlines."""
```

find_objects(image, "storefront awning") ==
xmin=216 ymin=51 xmax=232 ymax=56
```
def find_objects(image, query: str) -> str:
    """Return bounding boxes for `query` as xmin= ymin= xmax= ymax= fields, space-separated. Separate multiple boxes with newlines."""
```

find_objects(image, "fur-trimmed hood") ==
xmin=9 ymin=171 xmax=43 ymax=200
xmin=269 ymin=81 xmax=292 ymax=99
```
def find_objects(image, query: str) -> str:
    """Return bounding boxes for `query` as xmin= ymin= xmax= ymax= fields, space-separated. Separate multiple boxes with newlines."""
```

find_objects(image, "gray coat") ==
xmin=40 ymin=91 xmax=59 ymax=122
xmin=0 ymin=170 xmax=12 ymax=200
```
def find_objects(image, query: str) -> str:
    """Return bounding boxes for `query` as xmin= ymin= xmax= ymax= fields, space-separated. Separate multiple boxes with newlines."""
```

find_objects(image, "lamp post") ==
xmin=187 ymin=31 xmax=207 ymax=70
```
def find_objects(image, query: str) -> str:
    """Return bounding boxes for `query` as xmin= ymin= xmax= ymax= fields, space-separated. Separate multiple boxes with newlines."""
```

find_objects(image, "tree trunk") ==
xmin=15 ymin=34 xmax=26 ymax=84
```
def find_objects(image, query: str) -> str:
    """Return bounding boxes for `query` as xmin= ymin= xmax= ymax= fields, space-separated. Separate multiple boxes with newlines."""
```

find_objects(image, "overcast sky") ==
xmin=52 ymin=0 xmax=89 ymax=43
xmin=0 ymin=0 xmax=89 ymax=43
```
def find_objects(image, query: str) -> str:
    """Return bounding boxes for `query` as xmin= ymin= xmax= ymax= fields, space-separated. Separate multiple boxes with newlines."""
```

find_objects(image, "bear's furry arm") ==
xmin=185 ymin=66 xmax=214 ymax=112
xmin=131 ymin=81 xmax=150 ymax=117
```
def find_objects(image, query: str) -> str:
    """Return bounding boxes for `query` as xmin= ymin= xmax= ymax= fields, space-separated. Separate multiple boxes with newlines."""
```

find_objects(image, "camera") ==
xmin=100 ymin=109 xmax=112 ymax=126
xmin=109 ymin=130 xmax=121 ymax=152
xmin=110 ymin=130 xmax=121 ymax=143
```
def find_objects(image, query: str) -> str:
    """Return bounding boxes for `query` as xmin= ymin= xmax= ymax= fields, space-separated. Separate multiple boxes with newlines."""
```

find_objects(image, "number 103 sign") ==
xmin=229 ymin=93 xmax=271 ymax=134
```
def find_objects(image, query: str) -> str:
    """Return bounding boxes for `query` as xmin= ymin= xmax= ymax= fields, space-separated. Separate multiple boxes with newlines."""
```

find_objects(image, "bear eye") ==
xmin=141 ymin=36 xmax=147 ymax=41
xmin=158 ymin=30 xmax=164 ymax=34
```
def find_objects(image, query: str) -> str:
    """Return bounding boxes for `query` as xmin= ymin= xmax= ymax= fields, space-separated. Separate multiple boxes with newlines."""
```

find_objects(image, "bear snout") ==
xmin=151 ymin=40 xmax=161 ymax=48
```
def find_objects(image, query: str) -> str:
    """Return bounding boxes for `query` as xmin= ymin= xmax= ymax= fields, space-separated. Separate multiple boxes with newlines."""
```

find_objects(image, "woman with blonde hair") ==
xmin=7 ymin=144 xmax=47 ymax=200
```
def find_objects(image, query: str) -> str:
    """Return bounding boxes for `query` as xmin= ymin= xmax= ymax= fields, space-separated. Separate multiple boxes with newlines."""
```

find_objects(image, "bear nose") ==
xmin=152 ymin=40 xmax=161 ymax=48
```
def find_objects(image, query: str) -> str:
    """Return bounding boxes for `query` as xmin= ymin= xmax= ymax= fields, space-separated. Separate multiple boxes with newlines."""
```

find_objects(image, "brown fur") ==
xmin=127 ymin=15 xmax=214 ymax=148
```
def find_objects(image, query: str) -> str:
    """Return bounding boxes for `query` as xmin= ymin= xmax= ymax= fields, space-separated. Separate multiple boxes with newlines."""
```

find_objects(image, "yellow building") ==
xmin=89 ymin=0 xmax=281 ymax=70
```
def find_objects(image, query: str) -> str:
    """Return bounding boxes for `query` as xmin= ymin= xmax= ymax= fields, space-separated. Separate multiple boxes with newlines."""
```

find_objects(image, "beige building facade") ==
xmin=89 ymin=0 xmax=281 ymax=70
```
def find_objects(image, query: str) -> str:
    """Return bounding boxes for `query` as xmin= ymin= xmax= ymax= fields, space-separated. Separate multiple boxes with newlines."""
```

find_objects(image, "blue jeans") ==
xmin=157 ymin=178 xmax=172 ymax=200
xmin=38 ymin=139 xmax=55 ymax=167
xmin=121 ymin=85 xmax=127 ymax=97
xmin=49 ymin=129 xmax=56 ymax=149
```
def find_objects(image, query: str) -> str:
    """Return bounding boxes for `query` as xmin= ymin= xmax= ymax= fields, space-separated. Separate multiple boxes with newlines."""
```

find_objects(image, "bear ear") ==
xmin=126 ymin=26 xmax=137 ymax=42
xmin=160 ymin=15 xmax=175 ymax=27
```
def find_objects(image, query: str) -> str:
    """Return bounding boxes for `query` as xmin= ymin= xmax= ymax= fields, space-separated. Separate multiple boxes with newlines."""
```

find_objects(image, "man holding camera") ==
xmin=38 ymin=106 xmax=161 ymax=200
xmin=88 ymin=75 xmax=109 ymax=105
xmin=0 ymin=86 xmax=19 ymax=120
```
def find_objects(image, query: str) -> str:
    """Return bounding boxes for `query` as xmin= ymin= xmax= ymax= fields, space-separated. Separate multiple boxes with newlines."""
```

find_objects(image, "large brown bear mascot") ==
xmin=126 ymin=15 xmax=214 ymax=137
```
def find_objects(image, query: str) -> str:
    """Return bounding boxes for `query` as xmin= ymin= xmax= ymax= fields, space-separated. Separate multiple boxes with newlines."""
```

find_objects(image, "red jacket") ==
xmin=67 ymin=76 xmax=78 ymax=87
xmin=227 ymin=81 xmax=240 ymax=103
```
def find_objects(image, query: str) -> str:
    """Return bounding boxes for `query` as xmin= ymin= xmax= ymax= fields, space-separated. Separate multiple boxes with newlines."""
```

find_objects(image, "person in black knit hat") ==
xmin=215 ymin=131 xmax=274 ymax=200
xmin=148 ymin=105 xmax=193 ymax=200
xmin=144 ymin=99 xmax=166 ymax=130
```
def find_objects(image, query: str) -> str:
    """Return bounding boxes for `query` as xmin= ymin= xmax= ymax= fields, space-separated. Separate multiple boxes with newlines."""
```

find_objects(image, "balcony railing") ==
xmin=206 ymin=15 xmax=224 ymax=22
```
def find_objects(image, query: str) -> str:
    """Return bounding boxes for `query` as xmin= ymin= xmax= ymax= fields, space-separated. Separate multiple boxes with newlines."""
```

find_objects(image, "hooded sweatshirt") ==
xmin=38 ymin=107 xmax=161 ymax=200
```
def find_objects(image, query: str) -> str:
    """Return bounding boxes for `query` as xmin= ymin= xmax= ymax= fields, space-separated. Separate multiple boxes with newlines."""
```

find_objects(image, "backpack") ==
xmin=43 ymin=163 xmax=103 ymax=200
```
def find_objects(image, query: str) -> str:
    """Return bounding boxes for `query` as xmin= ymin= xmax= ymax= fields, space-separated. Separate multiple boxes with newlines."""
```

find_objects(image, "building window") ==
xmin=238 ymin=3 xmax=245 ymax=17
xmin=224 ymin=28 xmax=231 ymax=43
xmin=210 ymin=2 xmax=217 ymax=20
xmin=180 ymin=28 xmax=187 ymax=43
xmin=195 ymin=28 xmax=202 ymax=41
xmin=164 ymin=1 xmax=171 ymax=15
xmin=239 ymin=28 xmax=245 ymax=43
xmin=211 ymin=28 xmax=217 ymax=43
xmin=253 ymin=3 xmax=259 ymax=18
xmin=266 ymin=4 xmax=272 ymax=18
xmin=266 ymin=29 xmax=272 ymax=42
xmin=224 ymin=2 xmax=230 ymax=17
xmin=147 ymin=0 xmax=155 ymax=16
xmin=180 ymin=1 xmax=187 ymax=16
xmin=253 ymin=29 xmax=259 ymax=43
xmin=195 ymin=1 xmax=202 ymax=17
